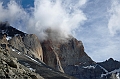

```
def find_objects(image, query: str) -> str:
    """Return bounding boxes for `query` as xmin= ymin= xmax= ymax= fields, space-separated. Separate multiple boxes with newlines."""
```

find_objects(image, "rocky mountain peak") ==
xmin=98 ymin=58 xmax=120 ymax=72
xmin=0 ymin=21 xmax=25 ymax=37
xmin=41 ymin=37 xmax=94 ymax=74
xmin=107 ymin=58 xmax=114 ymax=62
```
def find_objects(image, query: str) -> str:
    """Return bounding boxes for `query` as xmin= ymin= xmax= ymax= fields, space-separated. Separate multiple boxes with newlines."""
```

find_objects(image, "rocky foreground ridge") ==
xmin=0 ymin=46 xmax=44 ymax=79
xmin=0 ymin=22 xmax=120 ymax=79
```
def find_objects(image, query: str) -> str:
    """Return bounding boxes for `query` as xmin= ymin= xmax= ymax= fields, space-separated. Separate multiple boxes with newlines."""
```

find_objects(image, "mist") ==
xmin=0 ymin=0 xmax=87 ymax=41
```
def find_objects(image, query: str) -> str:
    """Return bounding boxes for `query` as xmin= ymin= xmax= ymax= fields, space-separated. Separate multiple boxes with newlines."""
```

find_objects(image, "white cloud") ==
xmin=26 ymin=0 xmax=87 ymax=41
xmin=89 ymin=38 xmax=120 ymax=62
xmin=77 ymin=0 xmax=120 ymax=62
xmin=0 ymin=0 xmax=87 ymax=41
xmin=108 ymin=0 xmax=120 ymax=36
xmin=0 ymin=0 xmax=30 ymax=32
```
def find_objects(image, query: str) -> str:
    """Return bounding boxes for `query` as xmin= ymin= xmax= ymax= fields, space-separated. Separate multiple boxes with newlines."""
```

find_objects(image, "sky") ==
xmin=0 ymin=0 xmax=120 ymax=62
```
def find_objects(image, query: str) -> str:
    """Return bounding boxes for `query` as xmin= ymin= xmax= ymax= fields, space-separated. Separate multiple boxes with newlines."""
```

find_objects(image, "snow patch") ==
xmin=11 ymin=47 xmax=22 ymax=55
xmin=116 ymin=73 xmax=120 ymax=79
xmin=12 ymin=48 xmax=15 ymax=51
xmin=29 ymin=68 xmax=36 ymax=72
xmin=18 ymin=52 xmax=21 ymax=54
xmin=6 ymin=36 xmax=12 ymax=40
xmin=83 ymin=65 xmax=96 ymax=69
xmin=25 ymin=55 xmax=41 ymax=65
xmin=48 ymin=68 xmax=52 ymax=71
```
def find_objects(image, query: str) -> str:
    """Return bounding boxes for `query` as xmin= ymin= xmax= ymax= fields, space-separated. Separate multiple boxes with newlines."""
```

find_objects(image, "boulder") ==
xmin=6 ymin=58 xmax=18 ymax=68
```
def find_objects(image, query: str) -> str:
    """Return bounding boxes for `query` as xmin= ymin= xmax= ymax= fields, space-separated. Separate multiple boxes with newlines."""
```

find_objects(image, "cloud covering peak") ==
xmin=0 ymin=0 xmax=87 ymax=41
xmin=28 ymin=0 xmax=87 ymax=40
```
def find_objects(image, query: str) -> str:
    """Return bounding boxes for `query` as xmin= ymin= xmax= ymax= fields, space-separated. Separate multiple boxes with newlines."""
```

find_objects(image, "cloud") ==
xmin=76 ymin=0 xmax=120 ymax=62
xmin=27 ymin=0 xmax=87 ymax=41
xmin=0 ymin=0 xmax=87 ymax=41
xmin=0 ymin=0 xmax=28 ymax=31
xmin=108 ymin=0 xmax=120 ymax=36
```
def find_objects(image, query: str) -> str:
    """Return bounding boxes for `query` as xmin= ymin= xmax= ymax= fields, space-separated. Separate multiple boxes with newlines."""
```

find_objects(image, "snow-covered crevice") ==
xmin=101 ymin=68 xmax=120 ymax=78
xmin=12 ymin=48 xmax=21 ymax=55
xmin=83 ymin=65 xmax=96 ymax=69
xmin=25 ymin=55 xmax=41 ymax=65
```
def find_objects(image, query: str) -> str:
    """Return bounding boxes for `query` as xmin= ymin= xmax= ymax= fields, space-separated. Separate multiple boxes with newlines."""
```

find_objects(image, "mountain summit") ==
xmin=0 ymin=22 xmax=120 ymax=79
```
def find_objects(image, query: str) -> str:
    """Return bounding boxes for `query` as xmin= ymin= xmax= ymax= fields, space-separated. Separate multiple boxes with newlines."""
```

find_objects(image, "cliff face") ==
xmin=41 ymin=38 xmax=94 ymax=73
xmin=41 ymin=32 xmax=120 ymax=79
xmin=41 ymin=40 xmax=65 ymax=73
xmin=23 ymin=34 xmax=43 ymax=61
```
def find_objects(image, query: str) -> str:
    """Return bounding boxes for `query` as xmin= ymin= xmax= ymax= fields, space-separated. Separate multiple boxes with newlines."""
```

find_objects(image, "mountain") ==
xmin=41 ymin=37 xmax=94 ymax=72
xmin=0 ymin=22 xmax=76 ymax=79
xmin=0 ymin=21 xmax=120 ymax=79
xmin=73 ymin=58 xmax=120 ymax=79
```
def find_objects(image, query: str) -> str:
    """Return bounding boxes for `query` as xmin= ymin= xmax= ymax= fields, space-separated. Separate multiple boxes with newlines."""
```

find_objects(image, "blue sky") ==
xmin=0 ymin=0 xmax=120 ymax=62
